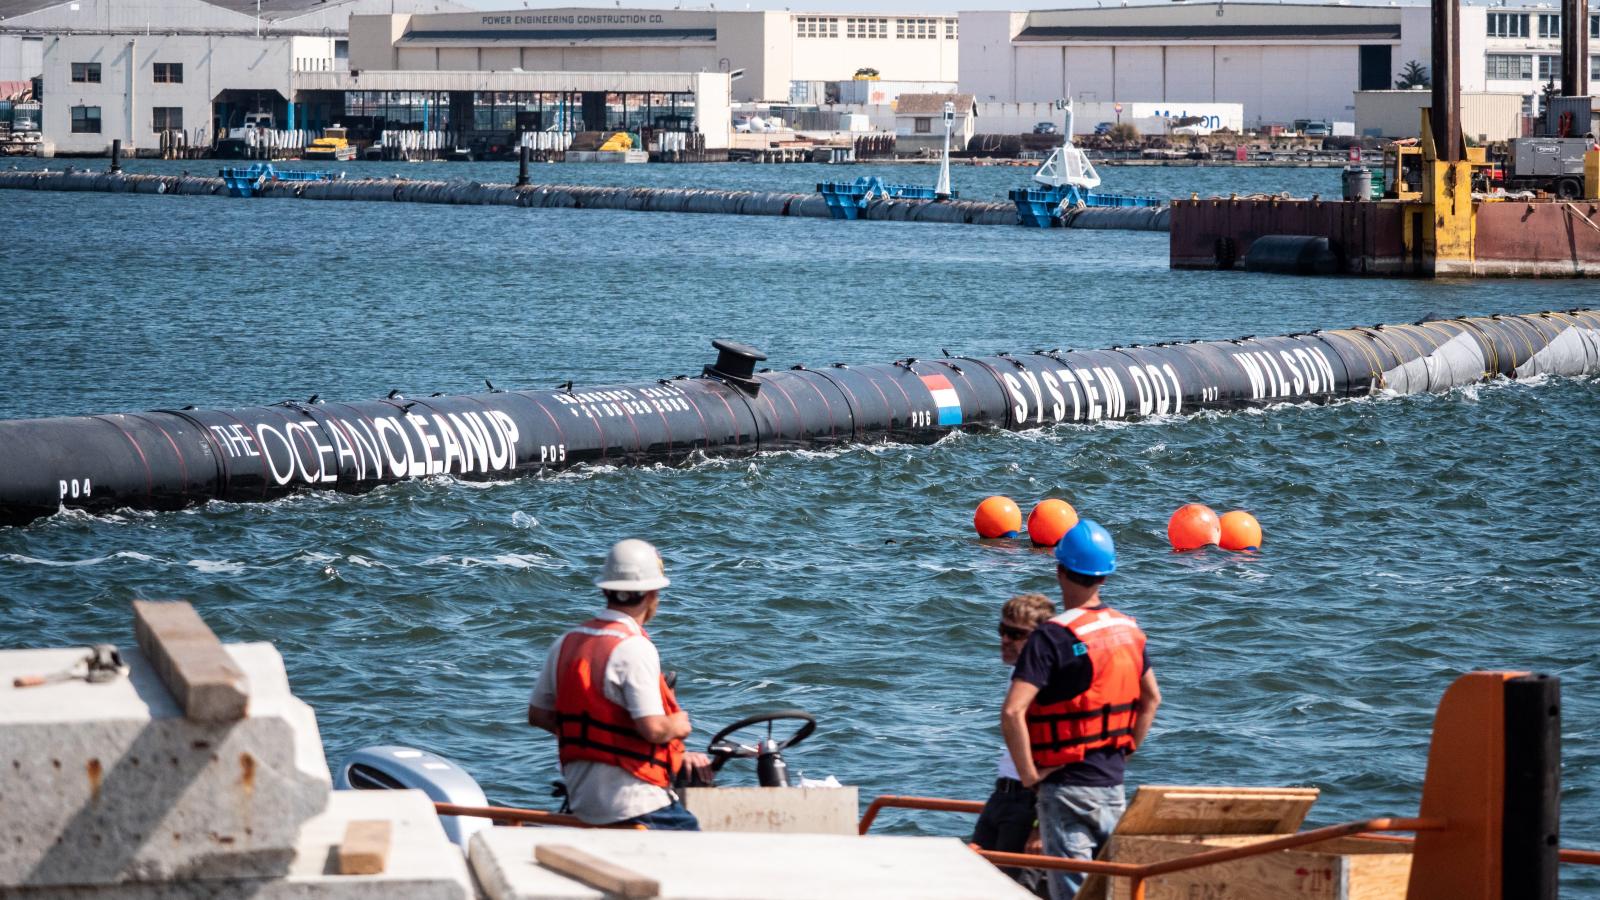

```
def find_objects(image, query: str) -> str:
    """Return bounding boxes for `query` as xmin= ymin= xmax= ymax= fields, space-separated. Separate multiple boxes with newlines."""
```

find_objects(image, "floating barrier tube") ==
xmin=0 ymin=171 xmax=1167 ymax=231
xmin=2 ymin=310 xmax=1598 ymax=526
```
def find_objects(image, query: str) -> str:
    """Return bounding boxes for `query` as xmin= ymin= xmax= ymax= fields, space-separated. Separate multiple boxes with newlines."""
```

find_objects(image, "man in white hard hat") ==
xmin=528 ymin=539 xmax=710 ymax=828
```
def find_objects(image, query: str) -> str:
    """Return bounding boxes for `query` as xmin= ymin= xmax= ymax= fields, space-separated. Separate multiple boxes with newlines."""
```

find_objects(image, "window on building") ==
xmin=1538 ymin=14 xmax=1561 ymax=39
xmin=1486 ymin=54 xmax=1533 ymax=80
xmin=1592 ymin=14 xmax=1599 ymax=38
xmin=896 ymin=17 xmax=935 ymax=39
xmin=71 ymin=62 xmax=100 ymax=83
xmin=1538 ymin=54 xmax=1561 ymax=81
xmin=845 ymin=17 xmax=887 ymax=39
xmin=152 ymin=107 xmax=183 ymax=130
xmin=914 ymin=117 xmax=931 ymax=133
xmin=1592 ymin=55 xmax=1600 ymax=80
xmin=70 ymin=105 xmax=101 ymax=133
xmin=1487 ymin=12 xmax=1528 ymax=38
xmin=945 ymin=18 xmax=958 ymax=40
xmin=153 ymin=62 xmax=182 ymax=83
xmin=795 ymin=16 xmax=837 ymax=38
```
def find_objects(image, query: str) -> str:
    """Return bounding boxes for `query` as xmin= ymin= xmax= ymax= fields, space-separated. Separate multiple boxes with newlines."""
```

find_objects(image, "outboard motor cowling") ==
xmin=335 ymin=745 xmax=489 ymax=849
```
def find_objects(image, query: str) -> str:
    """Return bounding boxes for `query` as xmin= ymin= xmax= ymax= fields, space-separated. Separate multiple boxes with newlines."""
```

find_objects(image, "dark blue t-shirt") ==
xmin=1011 ymin=604 xmax=1149 ymax=787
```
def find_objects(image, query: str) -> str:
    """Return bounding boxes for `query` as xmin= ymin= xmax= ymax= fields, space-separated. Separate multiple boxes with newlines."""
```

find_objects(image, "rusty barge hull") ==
xmin=1170 ymin=197 xmax=1600 ymax=277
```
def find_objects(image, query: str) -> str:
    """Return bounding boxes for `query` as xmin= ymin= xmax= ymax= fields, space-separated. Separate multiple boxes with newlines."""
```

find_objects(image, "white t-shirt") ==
xmin=997 ymin=746 xmax=1022 ymax=781
xmin=529 ymin=609 xmax=673 ymax=824
xmin=997 ymin=678 xmax=1021 ymax=780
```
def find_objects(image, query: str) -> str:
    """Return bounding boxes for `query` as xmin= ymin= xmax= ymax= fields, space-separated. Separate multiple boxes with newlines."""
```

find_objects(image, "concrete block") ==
xmin=4 ymin=791 xmax=476 ymax=900
xmin=131 ymin=602 xmax=248 ymax=724
xmin=469 ymin=826 xmax=1036 ymax=900
xmin=0 ymin=642 xmax=329 ymax=887
xmin=680 ymin=787 xmax=858 ymax=835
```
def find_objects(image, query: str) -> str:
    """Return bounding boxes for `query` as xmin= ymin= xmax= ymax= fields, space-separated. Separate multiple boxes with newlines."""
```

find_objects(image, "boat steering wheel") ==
xmin=705 ymin=710 xmax=816 ymax=785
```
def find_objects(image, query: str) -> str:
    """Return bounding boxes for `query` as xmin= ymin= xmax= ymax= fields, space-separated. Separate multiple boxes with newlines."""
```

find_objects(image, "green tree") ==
xmin=1395 ymin=60 xmax=1431 ymax=89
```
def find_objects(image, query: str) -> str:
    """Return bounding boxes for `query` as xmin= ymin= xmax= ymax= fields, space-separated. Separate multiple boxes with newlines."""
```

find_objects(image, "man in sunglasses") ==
xmin=1001 ymin=520 xmax=1162 ymax=900
xmin=973 ymin=593 xmax=1056 ymax=896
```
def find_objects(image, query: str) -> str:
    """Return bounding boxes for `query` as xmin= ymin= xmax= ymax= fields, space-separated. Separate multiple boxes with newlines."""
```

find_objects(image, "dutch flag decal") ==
xmin=921 ymin=374 xmax=963 ymax=426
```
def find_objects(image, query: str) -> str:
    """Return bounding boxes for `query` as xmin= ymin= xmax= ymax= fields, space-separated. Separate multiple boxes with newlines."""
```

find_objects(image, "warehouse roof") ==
xmin=895 ymin=93 xmax=977 ymax=116
xmin=0 ymin=0 xmax=462 ymax=25
xmin=1016 ymin=22 xmax=1402 ymax=41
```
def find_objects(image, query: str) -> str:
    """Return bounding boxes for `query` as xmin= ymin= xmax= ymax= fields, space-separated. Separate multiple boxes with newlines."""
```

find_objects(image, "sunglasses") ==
xmin=998 ymin=623 xmax=1033 ymax=641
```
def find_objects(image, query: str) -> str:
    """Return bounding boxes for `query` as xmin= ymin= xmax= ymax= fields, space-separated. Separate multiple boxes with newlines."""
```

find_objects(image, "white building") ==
xmin=348 ymin=8 xmax=959 ymax=104
xmin=959 ymin=2 xmax=1600 ymax=130
xmin=0 ymin=0 xmax=464 ymax=154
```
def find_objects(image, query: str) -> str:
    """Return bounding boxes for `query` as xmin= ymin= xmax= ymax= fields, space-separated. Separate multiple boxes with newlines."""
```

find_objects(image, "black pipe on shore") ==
xmin=2 ymin=309 xmax=1596 ymax=526
xmin=0 ymin=170 xmax=1171 ymax=231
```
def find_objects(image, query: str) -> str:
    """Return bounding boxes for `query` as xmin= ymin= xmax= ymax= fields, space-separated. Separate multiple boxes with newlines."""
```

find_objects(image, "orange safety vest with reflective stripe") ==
xmin=553 ymin=617 xmax=685 ymax=789
xmin=1025 ymin=605 xmax=1146 ymax=768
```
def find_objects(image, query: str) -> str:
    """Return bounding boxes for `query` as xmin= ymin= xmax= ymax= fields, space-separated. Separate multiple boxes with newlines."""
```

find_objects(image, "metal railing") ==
xmin=1351 ymin=831 xmax=1600 ymax=866
xmin=860 ymin=794 xmax=1600 ymax=899
xmin=434 ymin=801 xmax=650 ymax=829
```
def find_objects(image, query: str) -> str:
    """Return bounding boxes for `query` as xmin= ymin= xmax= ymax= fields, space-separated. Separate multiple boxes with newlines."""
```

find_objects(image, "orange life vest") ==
xmin=1025 ymin=605 xmax=1146 ymax=769
xmin=553 ymin=616 xmax=685 ymax=788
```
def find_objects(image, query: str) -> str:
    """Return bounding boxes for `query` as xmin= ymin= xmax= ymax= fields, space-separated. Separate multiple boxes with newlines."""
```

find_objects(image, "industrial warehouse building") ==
xmin=4 ymin=0 xmax=1598 ymax=155
xmin=345 ymin=8 xmax=958 ymax=103
xmin=959 ymin=2 xmax=1600 ymax=130
xmin=0 ymin=0 xmax=466 ymax=154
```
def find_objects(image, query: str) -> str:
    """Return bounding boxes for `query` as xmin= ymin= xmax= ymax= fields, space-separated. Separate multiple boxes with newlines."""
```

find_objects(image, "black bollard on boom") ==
xmin=516 ymin=145 xmax=530 ymax=187
xmin=109 ymin=139 xmax=122 ymax=174
xmin=1502 ymin=674 xmax=1560 ymax=899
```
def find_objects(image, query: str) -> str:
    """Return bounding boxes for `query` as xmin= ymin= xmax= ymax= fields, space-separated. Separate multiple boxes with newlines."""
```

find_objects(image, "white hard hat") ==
xmin=595 ymin=539 xmax=670 ymax=592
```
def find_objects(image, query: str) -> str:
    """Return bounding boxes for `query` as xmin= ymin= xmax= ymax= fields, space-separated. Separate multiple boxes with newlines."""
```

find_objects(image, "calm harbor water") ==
xmin=2 ymin=159 xmax=1596 ymax=889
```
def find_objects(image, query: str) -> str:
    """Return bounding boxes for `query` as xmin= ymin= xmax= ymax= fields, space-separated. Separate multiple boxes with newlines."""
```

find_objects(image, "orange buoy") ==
xmin=1167 ymin=503 xmax=1221 ymax=551
xmin=1027 ymin=499 xmax=1079 ymax=547
xmin=974 ymin=496 xmax=1023 ymax=539
xmin=1219 ymin=510 xmax=1263 ymax=551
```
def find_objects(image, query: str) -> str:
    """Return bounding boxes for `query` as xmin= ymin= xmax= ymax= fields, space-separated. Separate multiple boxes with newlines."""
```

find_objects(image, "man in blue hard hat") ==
xmin=1001 ymin=520 xmax=1162 ymax=900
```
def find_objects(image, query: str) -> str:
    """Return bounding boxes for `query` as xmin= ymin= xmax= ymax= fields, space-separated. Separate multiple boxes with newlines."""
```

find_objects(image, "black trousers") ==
xmin=972 ymin=779 xmax=1047 ymax=896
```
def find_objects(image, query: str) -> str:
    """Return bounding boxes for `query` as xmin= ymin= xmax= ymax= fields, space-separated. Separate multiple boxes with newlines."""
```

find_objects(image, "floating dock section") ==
xmin=2 ymin=310 xmax=1597 ymax=525
xmin=0 ymin=170 xmax=1170 ymax=231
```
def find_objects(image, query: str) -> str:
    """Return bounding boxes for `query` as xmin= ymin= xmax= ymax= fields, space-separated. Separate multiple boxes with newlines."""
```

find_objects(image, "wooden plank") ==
xmin=1346 ymin=843 xmax=1413 ymax=900
xmin=337 ymin=820 xmax=392 ymax=876
xmin=132 ymin=600 xmax=248 ymax=723
xmin=535 ymin=843 xmax=661 ymax=899
xmin=1115 ymin=785 xmax=1319 ymax=835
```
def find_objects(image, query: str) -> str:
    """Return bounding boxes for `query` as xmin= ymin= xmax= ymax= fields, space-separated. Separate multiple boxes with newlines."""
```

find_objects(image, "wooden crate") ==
xmin=1078 ymin=786 xmax=1410 ymax=900
xmin=1104 ymin=835 xmax=1412 ymax=900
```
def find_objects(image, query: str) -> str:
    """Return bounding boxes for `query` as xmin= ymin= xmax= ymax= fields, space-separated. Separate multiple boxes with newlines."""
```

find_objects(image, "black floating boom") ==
xmin=3 ymin=309 xmax=1598 ymax=526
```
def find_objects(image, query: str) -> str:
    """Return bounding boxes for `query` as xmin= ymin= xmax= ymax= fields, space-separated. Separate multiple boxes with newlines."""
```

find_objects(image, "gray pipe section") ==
xmin=0 ymin=171 xmax=1169 ymax=231
xmin=1 ymin=308 xmax=1597 ymax=527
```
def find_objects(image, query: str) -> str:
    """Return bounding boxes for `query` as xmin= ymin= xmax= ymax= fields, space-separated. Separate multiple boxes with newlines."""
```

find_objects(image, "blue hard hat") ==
xmin=1054 ymin=519 xmax=1117 ymax=576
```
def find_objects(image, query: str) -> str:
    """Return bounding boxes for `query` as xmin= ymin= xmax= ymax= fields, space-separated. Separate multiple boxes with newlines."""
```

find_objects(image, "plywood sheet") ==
xmin=1116 ymin=785 xmax=1320 ymax=836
